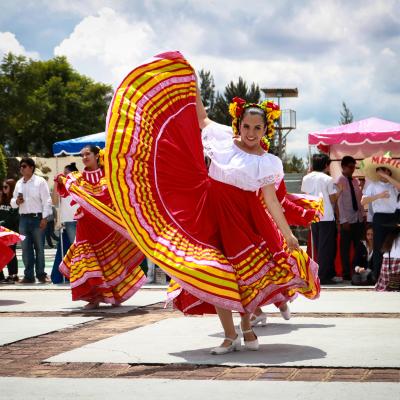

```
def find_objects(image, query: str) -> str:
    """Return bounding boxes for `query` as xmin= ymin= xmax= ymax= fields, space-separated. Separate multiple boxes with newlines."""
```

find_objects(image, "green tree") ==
xmin=198 ymin=69 xmax=215 ymax=112
xmin=0 ymin=145 xmax=7 ymax=182
xmin=0 ymin=53 xmax=113 ymax=156
xmin=283 ymin=154 xmax=306 ymax=173
xmin=339 ymin=101 xmax=354 ymax=125
xmin=209 ymin=77 xmax=261 ymax=125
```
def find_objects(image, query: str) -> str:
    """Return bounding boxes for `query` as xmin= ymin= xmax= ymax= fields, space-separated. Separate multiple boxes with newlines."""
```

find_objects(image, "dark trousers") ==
xmin=372 ymin=211 xmax=398 ymax=278
xmin=340 ymin=222 xmax=363 ymax=279
xmin=311 ymin=220 xmax=337 ymax=282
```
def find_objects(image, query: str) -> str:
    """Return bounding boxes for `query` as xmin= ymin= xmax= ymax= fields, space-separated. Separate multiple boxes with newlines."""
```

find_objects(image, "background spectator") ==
xmin=301 ymin=154 xmax=339 ymax=284
xmin=351 ymin=225 xmax=374 ymax=286
xmin=11 ymin=158 xmax=52 ymax=284
xmin=361 ymin=155 xmax=400 ymax=281
xmin=376 ymin=223 xmax=400 ymax=291
xmin=336 ymin=156 xmax=365 ymax=281
xmin=0 ymin=178 xmax=19 ymax=283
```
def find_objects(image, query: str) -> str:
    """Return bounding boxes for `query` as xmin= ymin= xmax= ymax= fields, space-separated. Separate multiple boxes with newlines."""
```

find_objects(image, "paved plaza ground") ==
xmin=0 ymin=249 xmax=399 ymax=399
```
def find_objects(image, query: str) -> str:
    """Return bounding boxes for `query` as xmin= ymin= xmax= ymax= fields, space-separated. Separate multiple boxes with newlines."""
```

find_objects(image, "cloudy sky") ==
xmin=1 ymin=0 xmax=399 ymax=156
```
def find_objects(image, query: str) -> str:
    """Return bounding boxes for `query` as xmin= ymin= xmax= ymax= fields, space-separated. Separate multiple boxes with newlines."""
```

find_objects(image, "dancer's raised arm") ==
xmin=196 ymin=82 xmax=212 ymax=129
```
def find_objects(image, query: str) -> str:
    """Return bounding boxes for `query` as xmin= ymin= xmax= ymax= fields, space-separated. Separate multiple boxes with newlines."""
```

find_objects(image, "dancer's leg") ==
xmin=240 ymin=313 xmax=257 ymax=341
xmin=215 ymin=306 xmax=238 ymax=347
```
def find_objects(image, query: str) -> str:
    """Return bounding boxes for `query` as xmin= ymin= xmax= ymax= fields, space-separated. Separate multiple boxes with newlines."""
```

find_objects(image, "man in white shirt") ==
xmin=301 ymin=154 xmax=338 ymax=284
xmin=11 ymin=158 xmax=52 ymax=283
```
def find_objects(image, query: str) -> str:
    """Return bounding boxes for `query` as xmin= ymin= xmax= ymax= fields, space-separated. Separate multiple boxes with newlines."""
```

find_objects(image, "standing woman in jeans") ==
xmin=0 ymin=179 xmax=19 ymax=282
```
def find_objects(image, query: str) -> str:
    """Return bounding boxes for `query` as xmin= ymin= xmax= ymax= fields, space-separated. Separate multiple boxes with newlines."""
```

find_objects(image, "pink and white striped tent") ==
xmin=308 ymin=117 xmax=400 ymax=178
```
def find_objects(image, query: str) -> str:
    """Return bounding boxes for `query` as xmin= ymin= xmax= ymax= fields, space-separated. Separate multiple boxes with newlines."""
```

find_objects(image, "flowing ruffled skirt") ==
xmin=105 ymin=51 xmax=320 ymax=314
xmin=59 ymin=205 xmax=145 ymax=304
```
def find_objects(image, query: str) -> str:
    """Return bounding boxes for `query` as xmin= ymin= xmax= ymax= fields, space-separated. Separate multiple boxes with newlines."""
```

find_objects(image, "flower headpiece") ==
xmin=96 ymin=147 xmax=105 ymax=168
xmin=228 ymin=96 xmax=281 ymax=152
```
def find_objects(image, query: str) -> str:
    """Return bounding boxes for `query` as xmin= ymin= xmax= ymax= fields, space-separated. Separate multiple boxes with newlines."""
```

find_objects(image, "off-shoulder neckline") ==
xmin=232 ymin=139 xmax=267 ymax=158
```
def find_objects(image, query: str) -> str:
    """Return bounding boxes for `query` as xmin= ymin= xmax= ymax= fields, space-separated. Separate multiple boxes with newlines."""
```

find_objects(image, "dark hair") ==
xmin=19 ymin=157 xmax=35 ymax=173
xmin=82 ymin=145 xmax=100 ymax=155
xmin=376 ymin=166 xmax=392 ymax=176
xmin=311 ymin=154 xmax=331 ymax=172
xmin=240 ymin=107 xmax=268 ymax=127
xmin=362 ymin=224 xmax=373 ymax=242
xmin=1 ymin=178 xmax=16 ymax=205
xmin=64 ymin=162 xmax=78 ymax=173
xmin=341 ymin=156 xmax=356 ymax=167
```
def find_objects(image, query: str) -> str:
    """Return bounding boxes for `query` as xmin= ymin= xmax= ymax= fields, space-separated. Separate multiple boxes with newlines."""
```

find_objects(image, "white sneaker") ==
xmin=210 ymin=335 xmax=241 ymax=355
xmin=332 ymin=276 xmax=344 ymax=283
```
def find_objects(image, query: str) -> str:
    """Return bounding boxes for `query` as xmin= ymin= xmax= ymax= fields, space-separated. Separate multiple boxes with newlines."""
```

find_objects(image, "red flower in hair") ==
xmin=267 ymin=101 xmax=279 ymax=111
xmin=232 ymin=97 xmax=246 ymax=117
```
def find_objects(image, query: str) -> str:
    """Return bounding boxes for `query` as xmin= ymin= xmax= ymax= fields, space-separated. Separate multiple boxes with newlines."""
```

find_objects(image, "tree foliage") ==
xmin=339 ymin=101 xmax=354 ymax=125
xmin=198 ymin=69 xmax=215 ymax=112
xmin=0 ymin=53 xmax=113 ymax=156
xmin=283 ymin=154 xmax=306 ymax=173
xmin=0 ymin=145 xmax=7 ymax=182
xmin=210 ymin=77 xmax=260 ymax=125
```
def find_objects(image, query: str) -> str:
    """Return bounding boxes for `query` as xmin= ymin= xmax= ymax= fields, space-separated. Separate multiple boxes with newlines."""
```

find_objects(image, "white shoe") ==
xmin=83 ymin=302 xmax=100 ymax=310
xmin=332 ymin=276 xmax=343 ymax=283
xmin=210 ymin=335 xmax=241 ymax=355
xmin=240 ymin=326 xmax=259 ymax=351
xmin=250 ymin=312 xmax=267 ymax=327
xmin=279 ymin=304 xmax=291 ymax=320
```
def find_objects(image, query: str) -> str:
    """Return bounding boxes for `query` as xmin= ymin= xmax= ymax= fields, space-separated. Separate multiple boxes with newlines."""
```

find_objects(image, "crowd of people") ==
xmin=0 ymin=51 xmax=399 ymax=354
xmin=301 ymin=152 xmax=400 ymax=288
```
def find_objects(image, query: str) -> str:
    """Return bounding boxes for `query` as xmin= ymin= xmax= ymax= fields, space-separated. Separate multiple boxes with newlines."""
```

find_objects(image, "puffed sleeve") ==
xmin=201 ymin=122 xmax=233 ymax=158
xmin=258 ymin=153 xmax=284 ymax=187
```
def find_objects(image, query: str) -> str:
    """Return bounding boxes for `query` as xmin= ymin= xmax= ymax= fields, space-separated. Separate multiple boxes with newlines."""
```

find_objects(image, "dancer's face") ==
xmin=239 ymin=113 xmax=267 ymax=150
xmin=80 ymin=147 xmax=98 ymax=170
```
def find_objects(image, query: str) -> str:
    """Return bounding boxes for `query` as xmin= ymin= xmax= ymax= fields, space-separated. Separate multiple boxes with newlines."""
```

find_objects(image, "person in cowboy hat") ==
xmin=360 ymin=152 xmax=400 ymax=281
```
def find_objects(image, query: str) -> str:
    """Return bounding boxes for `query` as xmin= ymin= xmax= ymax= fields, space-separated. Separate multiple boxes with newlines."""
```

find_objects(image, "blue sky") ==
xmin=1 ymin=0 xmax=399 ymax=156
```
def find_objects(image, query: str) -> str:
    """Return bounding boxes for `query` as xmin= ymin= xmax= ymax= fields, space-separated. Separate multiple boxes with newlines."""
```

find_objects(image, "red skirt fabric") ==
xmin=105 ymin=51 xmax=320 ymax=314
xmin=0 ymin=226 xmax=23 ymax=270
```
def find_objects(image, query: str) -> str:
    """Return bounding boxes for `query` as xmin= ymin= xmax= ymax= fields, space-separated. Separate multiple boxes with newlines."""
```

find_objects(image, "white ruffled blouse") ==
xmin=202 ymin=122 xmax=284 ymax=192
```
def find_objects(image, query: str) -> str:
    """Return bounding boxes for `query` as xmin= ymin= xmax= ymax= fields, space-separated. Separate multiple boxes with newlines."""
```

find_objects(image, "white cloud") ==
xmin=286 ymin=117 xmax=331 ymax=158
xmin=40 ymin=1 xmax=400 ymax=157
xmin=0 ymin=32 xmax=40 ymax=59
xmin=54 ymin=7 xmax=159 ymax=84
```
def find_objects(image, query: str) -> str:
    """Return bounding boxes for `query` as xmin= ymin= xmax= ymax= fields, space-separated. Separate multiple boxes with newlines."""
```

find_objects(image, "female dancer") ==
xmin=105 ymin=51 xmax=320 ymax=353
xmin=55 ymin=145 xmax=145 ymax=309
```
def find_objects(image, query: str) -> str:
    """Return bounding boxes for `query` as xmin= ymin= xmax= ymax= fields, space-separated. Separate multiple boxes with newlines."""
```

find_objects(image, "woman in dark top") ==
xmin=351 ymin=225 xmax=374 ymax=285
xmin=0 ymin=179 xmax=19 ymax=282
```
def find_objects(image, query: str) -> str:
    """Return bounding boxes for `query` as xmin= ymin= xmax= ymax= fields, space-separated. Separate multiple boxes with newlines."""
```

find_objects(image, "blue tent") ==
xmin=52 ymin=132 xmax=105 ymax=156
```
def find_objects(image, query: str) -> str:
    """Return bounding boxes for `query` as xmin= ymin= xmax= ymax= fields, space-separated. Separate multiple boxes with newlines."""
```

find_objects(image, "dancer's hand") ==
xmin=285 ymin=233 xmax=300 ymax=252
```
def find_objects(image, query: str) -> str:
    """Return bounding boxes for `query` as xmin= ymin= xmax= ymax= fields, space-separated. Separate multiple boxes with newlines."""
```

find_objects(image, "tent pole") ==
xmin=308 ymin=144 xmax=315 ymax=260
